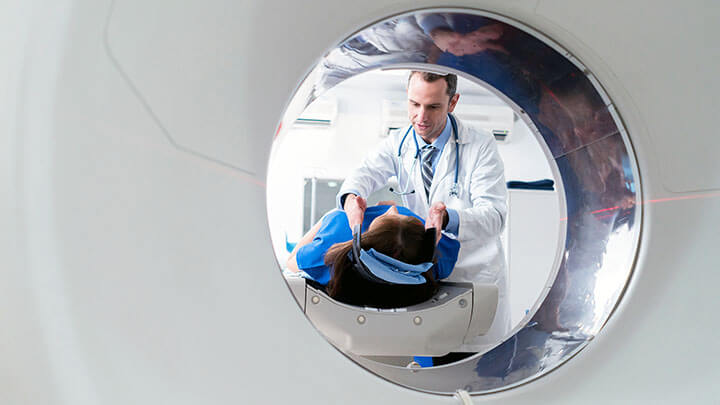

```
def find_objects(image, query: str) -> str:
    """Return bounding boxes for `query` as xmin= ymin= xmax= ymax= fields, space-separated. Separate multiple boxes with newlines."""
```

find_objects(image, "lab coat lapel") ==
xmin=397 ymin=131 xmax=426 ymax=215
xmin=407 ymin=132 xmax=429 ymax=215
xmin=431 ymin=115 xmax=471 ymax=202
xmin=429 ymin=138 xmax=454 ymax=202
xmin=411 ymin=147 xmax=429 ymax=215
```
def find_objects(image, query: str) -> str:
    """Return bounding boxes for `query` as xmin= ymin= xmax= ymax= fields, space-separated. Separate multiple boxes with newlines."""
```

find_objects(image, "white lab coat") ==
xmin=338 ymin=115 xmax=510 ymax=352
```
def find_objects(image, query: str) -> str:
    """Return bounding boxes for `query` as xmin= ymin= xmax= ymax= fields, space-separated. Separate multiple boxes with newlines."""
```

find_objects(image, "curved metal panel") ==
xmin=283 ymin=8 xmax=642 ymax=395
xmin=308 ymin=10 xmax=619 ymax=159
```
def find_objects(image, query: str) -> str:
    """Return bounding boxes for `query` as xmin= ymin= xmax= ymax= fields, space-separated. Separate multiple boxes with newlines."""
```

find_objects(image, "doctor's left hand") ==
xmin=427 ymin=201 xmax=449 ymax=244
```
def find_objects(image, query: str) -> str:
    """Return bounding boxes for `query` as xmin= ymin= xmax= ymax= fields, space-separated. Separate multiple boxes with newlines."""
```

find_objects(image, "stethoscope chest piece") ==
xmin=449 ymin=183 xmax=460 ymax=198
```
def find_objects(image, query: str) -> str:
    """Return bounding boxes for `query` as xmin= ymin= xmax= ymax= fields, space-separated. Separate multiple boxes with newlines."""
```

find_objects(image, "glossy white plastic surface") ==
xmin=2 ymin=0 xmax=719 ymax=403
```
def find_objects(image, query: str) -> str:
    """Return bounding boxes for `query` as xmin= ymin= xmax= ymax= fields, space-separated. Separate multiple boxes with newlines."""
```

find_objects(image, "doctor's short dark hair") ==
xmin=409 ymin=71 xmax=457 ymax=99
xmin=324 ymin=216 xmax=438 ymax=309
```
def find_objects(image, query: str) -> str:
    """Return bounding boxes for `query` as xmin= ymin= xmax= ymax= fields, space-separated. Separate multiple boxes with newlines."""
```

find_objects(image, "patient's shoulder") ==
xmin=318 ymin=209 xmax=349 ymax=232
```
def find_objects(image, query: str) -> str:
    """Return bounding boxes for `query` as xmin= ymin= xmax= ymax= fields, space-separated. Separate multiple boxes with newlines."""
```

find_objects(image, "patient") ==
xmin=286 ymin=203 xmax=460 ymax=309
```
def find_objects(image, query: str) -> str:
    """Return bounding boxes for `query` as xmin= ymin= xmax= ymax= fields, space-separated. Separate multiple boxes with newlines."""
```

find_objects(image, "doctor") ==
xmin=338 ymin=71 xmax=509 ymax=351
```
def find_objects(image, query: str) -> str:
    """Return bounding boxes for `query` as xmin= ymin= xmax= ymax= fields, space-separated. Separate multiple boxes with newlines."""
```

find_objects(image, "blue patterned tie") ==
xmin=421 ymin=145 xmax=436 ymax=198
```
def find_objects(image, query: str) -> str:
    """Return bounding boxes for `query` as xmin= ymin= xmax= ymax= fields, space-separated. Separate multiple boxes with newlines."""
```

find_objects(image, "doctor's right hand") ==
xmin=343 ymin=194 xmax=367 ymax=231
xmin=427 ymin=201 xmax=448 ymax=244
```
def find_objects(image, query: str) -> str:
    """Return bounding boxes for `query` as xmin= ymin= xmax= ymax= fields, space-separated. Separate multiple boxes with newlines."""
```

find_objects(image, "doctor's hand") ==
xmin=343 ymin=194 xmax=367 ymax=230
xmin=427 ymin=201 xmax=449 ymax=244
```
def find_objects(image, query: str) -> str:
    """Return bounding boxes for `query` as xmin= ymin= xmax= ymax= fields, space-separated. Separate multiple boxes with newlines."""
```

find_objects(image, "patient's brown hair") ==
xmin=324 ymin=215 xmax=438 ymax=308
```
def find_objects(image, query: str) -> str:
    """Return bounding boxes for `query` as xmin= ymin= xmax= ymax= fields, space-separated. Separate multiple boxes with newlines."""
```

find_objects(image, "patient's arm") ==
xmin=435 ymin=236 xmax=460 ymax=279
xmin=427 ymin=201 xmax=460 ymax=280
xmin=286 ymin=220 xmax=324 ymax=272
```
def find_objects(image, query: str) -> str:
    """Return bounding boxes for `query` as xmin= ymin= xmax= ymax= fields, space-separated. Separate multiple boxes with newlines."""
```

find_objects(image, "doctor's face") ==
xmin=407 ymin=74 xmax=460 ymax=142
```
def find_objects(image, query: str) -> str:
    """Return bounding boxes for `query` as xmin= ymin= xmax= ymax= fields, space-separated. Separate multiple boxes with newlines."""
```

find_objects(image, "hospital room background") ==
xmin=267 ymin=69 xmax=561 ymax=330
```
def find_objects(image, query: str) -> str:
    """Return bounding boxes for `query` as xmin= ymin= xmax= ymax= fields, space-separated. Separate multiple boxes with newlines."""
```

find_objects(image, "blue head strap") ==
xmin=349 ymin=224 xmax=433 ymax=285
xmin=359 ymin=248 xmax=431 ymax=285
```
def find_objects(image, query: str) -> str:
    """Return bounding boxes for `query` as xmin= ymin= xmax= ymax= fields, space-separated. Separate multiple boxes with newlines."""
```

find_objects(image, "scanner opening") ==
xmin=267 ymin=8 xmax=641 ymax=395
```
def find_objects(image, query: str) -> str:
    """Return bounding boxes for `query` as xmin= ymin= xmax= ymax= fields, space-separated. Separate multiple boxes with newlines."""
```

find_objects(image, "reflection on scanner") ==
xmin=285 ymin=274 xmax=498 ymax=356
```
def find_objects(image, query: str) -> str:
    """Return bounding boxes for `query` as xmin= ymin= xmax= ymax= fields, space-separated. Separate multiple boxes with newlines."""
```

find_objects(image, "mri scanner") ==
xmin=2 ymin=0 xmax=719 ymax=403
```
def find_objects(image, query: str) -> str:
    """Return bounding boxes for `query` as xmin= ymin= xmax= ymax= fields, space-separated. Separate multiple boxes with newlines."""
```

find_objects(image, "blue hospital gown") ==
xmin=296 ymin=205 xmax=460 ymax=285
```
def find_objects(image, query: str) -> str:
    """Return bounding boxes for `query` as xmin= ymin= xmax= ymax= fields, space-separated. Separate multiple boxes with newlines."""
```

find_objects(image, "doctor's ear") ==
xmin=448 ymin=93 xmax=460 ymax=112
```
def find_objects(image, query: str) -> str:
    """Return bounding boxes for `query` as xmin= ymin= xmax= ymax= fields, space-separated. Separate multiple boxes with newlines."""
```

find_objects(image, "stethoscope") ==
xmin=390 ymin=114 xmax=460 ymax=198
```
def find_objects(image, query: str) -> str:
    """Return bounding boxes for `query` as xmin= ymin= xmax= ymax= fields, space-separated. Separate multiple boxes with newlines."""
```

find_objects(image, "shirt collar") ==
xmin=415 ymin=115 xmax=452 ymax=152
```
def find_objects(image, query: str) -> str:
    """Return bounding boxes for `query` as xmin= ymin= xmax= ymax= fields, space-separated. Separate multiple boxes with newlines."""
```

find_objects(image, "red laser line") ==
xmin=559 ymin=191 xmax=720 ymax=222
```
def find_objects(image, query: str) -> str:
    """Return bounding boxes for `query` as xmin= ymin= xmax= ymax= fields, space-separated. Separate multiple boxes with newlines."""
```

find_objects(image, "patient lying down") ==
xmin=286 ymin=204 xmax=460 ymax=309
